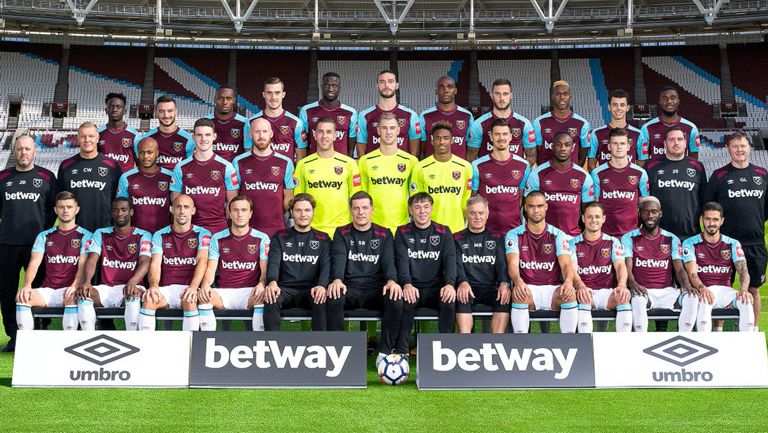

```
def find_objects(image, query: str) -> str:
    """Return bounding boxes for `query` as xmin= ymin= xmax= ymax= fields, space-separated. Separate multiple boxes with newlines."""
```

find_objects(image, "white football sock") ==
xmin=16 ymin=303 xmax=33 ymax=331
xmin=124 ymin=297 xmax=141 ymax=331
xmin=615 ymin=304 xmax=633 ymax=332
xmin=736 ymin=300 xmax=755 ymax=332
xmin=198 ymin=304 xmax=216 ymax=331
xmin=182 ymin=309 xmax=200 ymax=331
xmin=695 ymin=299 xmax=713 ymax=332
xmin=62 ymin=304 xmax=79 ymax=330
xmin=577 ymin=304 xmax=593 ymax=333
xmin=139 ymin=308 xmax=156 ymax=331
xmin=252 ymin=304 xmax=265 ymax=331
xmin=631 ymin=295 xmax=648 ymax=332
xmin=77 ymin=299 xmax=96 ymax=331
xmin=678 ymin=293 xmax=699 ymax=332
xmin=559 ymin=301 xmax=578 ymax=333
xmin=510 ymin=303 xmax=529 ymax=333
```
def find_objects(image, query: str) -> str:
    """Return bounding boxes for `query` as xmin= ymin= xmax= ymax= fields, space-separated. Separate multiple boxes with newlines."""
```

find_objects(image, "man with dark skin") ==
xmin=636 ymin=87 xmax=700 ymax=166
xmin=533 ymin=81 xmax=591 ymax=166
xmin=99 ymin=93 xmax=141 ymax=172
xmin=207 ymin=86 xmax=252 ymax=161
xmin=299 ymin=73 xmax=358 ymax=157
xmin=422 ymin=76 xmax=475 ymax=160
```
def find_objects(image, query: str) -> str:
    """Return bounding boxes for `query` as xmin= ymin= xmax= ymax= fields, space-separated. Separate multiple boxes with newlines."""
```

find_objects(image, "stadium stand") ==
xmin=0 ymin=52 xmax=58 ymax=129
xmin=398 ymin=61 xmax=455 ymax=113
xmin=235 ymin=50 xmax=309 ymax=113
xmin=559 ymin=57 xmax=606 ymax=127
xmin=728 ymin=43 xmax=768 ymax=107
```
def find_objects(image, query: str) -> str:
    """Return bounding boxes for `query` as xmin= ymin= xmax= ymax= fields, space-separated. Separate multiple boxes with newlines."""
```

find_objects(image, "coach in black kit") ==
xmin=0 ymin=135 xmax=56 ymax=351
xmin=396 ymin=192 xmax=457 ymax=335
xmin=328 ymin=191 xmax=404 ymax=356
xmin=57 ymin=122 xmax=120 ymax=232
xmin=264 ymin=193 xmax=332 ymax=330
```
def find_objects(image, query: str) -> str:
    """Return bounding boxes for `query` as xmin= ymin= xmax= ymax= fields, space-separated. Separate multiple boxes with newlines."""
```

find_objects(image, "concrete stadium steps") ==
xmin=398 ymin=61 xmax=455 ymax=113
xmin=728 ymin=43 xmax=768 ymax=105
xmin=65 ymin=67 xmax=143 ymax=130
xmin=560 ymin=58 xmax=607 ymax=127
xmin=478 ymin=59 xmax=551 ymax=123
xmin=155 ymin=57 xmax=217 ymax=103
xmin=0 ymin=52 xmax=58 ymax=129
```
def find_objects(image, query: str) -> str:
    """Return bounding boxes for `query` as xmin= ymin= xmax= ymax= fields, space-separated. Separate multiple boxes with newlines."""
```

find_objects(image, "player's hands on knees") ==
xmin=496 ymin=283 xmax=512 ymax=305
xmin=143 ymin=287 xmax=161 ymax=303
xmin=78 ymin=283 xmax=94 ymax=300
xmin=265 ymin=282 xmax=281 ymax=303
xmin=737 ymin=289 xmax=753 ymax=304
xmin=558 ymin=281 xmax=576 ymax=303
xmin=613 ymin=286 xmax=631 ymax=305
xmin=181 ymin=287 xmax=198 ymax=304
xmin=327 ymin=279 xmax=347 ymax=300
xmin=16 ymin=287 xmax=32 ymax=304
xmin=63 ymin=286 xmax=77 ymax=304
xmin=575 ymin=286 xmax=593 ymax=305
xmin=198 ymin=286 xmax=213 ymax=304
xmin=403 ymin=284 xmax=419 ymax=304
xmin=512 ymin=279 xmax=530 ymax=303
xmin=250 ymin=283 xmax=266 ymax=305
xmin=383 ymin=280 xmax=403 ymax=301
xmin=440 ymin=284 xmax=456 ymax=303
xmin=311 ymin=286 xmax=327 ymax=304
xmin=699 ymin=286 xmax=715 ymax=305
xmin=123 ymin=282 xmax=142 ymax=299
xmin=629 ymin=283 xmax=648 ymax=297
xmin=456 ymin=281 xmax=474 ymax=304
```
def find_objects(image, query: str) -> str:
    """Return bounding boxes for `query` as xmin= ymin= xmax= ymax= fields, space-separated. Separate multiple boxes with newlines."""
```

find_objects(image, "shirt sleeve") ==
xmin=242 ymin=120 xmax=253 ymax=150
xmin=294 ymin=119 xmax=308 ymax=149
xmin=348 ymin=159 xmax=361 ymax=196
xmin=523 ymin=118 xmax=536 ymax=149
xmin=419 ymin=114 xmax=428 ymax=141
xmin=620 ymin=233 xmax=634 ymax=258
xmin=533 ymin=118 xmax=543 ymax=147
xmin=330 ymin=229 xmax=347 ymax=282
xmin=224 ymin=162 xmax=239 ymax=190
xmin=356 ymin=113 xmax=368 ymax=144
xmin=671 ymin=234 xmax=683 ymax=260
xmin=689 ymin=124 xmax=701 ymax=153
xmin=139 ymin=232 xmax=153 ymax=257
xmin=454 ymin=238 xmax=468 ymax=286
xmin=636 ymin=126 xmax=650 ymax=161
xmin=582 ymin=172 xmax=595 ymax=203
xmin=579 ymin=121 xmax=591 ymax=149
xmin=266 ymin=233 xmax=282 ymax=284
xmin=381 ymin=231 xmax=398 ymax=283
xmin=31 ymin=231 xmax=47 ymax=254
xmin=732 ymin=239 xmax=746 ymax=263
xmin=259 ymin=233 xmax=269 ymax=261
xmin=116 ymin=172 xmax=129 ymax=198
xmin=316 ymin=238 xmax=331 ymax=287
xmin=208 ymin=234 xmax=220 ymax=260
xmin=348 ymin=111 xmax=358 ymax=140
xmin=555 ymin=231 xmax=572 ymax=257
xmin=639 ymin=169 xmax=650 ymax=197
xmin=151 ymin=230 xmax=163 ymax=255
xmin=504 ymin=231 xmax=519 ymax=255
xmin=591 ymin=170 xmax=601 ymax=199
xmin=467 ymin=118 xmax=482 ymax=149
xmin=408 ymin=112 xmax=420 ymax=140
xmin=297 ymin=108 xmax=309 ymax=149
xmin=681 ymin=238 xmax=695 ymax=263
xmin=293 ymin=161 xmax=306 ymax=194
xmin=587 ymin=130 xmax=599 ymax=159
xmin=441 ymin=229 xmax=457 ymax=286
xmin=199 ymin=229 xmax=212 ymax=251
xmin=495 ymin=235 xmax=510 ymax=286
xmin=284 ymin=160 xmax=296 ymax=190
xmin=170 ymin=163 xmax=184 ymax=193
xmin=523 ymin=168 xmax=540 ymax=196
xmin=611 ymin=236 xmax=625 ymax=261
xmin=470 ymin=161 xmax=480 ymax=191
xmin=394 ymin=229 xmax=412 ymax=285
xmin=86 ymin=230 xmax=103 ymax=255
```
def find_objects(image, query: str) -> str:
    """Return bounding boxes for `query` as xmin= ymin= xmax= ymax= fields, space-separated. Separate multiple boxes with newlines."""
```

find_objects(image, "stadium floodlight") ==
xmin=374 ymin=0 xmax=415 ymax=36
xmin=221 ymin=0 xmax=260 ymax=34
xmin=64 ymin=0 xmax=99 ymax=26
xmin=530 ymin=0 xmax=569 ymax=33
xmin=692 ymin=0 xmax=728 ymax=25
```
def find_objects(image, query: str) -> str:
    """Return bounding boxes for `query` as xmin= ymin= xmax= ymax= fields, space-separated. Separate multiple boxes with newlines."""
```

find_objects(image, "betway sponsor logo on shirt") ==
xmin=5 ymin=191 xmax=40 ymax=201
xmin=213 ymin=143 xmax=240 ymax=152
xmin=102 ymin=258 xmax=136 ymax=270
xmin=544 ymin=192 xmax=577 ymax=204
xmin=370 ymin=176 xmax=405 ymax=186
xmin=407 ymin=249 xmax=440 ymax=260
xmin=70 ymin=180 xmax=107 ymax=190
xmin=48 ymin=255 xmax=79 ymax=264
xmin=485 ymin=185 xmax=519 ymax=195
xmin=462 ymin=254 xmax=496 ymax=265
xmin=157 ymin=155 xmax=183 ymax=166
xmin=221 ymin=260 xmax=258 ymax=271
xmin=728 ymin=189 xmax=764 ymax=199
xmin=163 ymin=256 xmax=196 ymax=266
xmin=282 ymin=252 xmax=318 ymax=264
xmin=427 ymin=185 xmax=462 ymax=196
xmin=657 ymin=179 xmax=696 ymax=191
xmin=271 ymin=142 xmax=291 ymax=153
xmin=635 ymin=258 xmax=668 ymax=268
xmin=602 ymin=190 xmax=635 ymax=200
xmin=186 ymin=186 xmax=221 ymax=195
xmin=105 ymin=153 xmax=130 ymax=164
xmin=697 ymin=264 xmax=731 ymax=274
xmin=244 ymin=181 xmax=279 ymax=192
xmin=132 ymin=196 xmax=167 ymax=206
xmin=578 ymin=264 xmax=612 ymax=275
xmin=348 ymin=251 xmax=380 ymax=264
xmin=307 ymin=180 xmax=343 ymax=190
xmin=519 ymin=260 xmax=555 ymax=271
xmin=372 ymin=136 xmax=405 ymax=146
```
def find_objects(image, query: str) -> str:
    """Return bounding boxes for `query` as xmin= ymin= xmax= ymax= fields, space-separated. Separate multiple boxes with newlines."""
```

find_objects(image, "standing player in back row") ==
xmin=251 ymin=77 xmax=307 ymax=161
xmin=141 ymin=94 xmax=195 ymax=170
xmin=533 ymin=80 xmax=591 ymax=166
xmin=467 ymin=78 xmax=535 ymax=165
xmin=636 ymin=86 xmax=700 ymax=166
xmin=587 ymin=89 xmax=641 ymax=171
xmin=300 ymin=72 xmax=357 ymax=156
xmin=419 ymin=76 xmax=474 ymax=160
xmin=99 ymin=92 xmax=141 ymax=172
xmin=357 ymin=69 xmax=421 ymax=158
xmin=206 ymin=86 xmax=252 ymax=162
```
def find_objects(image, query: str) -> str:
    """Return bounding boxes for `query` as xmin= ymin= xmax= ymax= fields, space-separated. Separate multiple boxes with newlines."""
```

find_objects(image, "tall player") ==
xmin=170 ymin=118 xmax=239 ymax=235
xmin=568 ymin=202 xmax=632 ymax=333
xmin=357 ymin=70 xmax=421 ymax=157
xmin=622 ymin=196 xmax=690 ymax=332
xmin=139 ymin=194 xmax=211 ymax=331
xmin=116 ymin=137 xmax=174 ymax=234
xmin=506 ymin=191 xmax=577 ymax=334
xmin=591 ymin=128 xmax=650 ymax=238
xmin=680 ymin=202 xmax=754 ymax=332
xmin=99 ymin=92 xmax=141 ymax=172
xmin=206 ymin=86 xmax=252 ymax=162
xmin=467 ymin=78 xmax=535 ymax=165
xmin=57 ymin=122 xmax=120 ymax=232
xmin=142 ymin=94 xmax=195 ymax=170
xmin=533 ymin=80 xmax=591 ymax=166
xmin=233 ymin=117 xmax=296 ymax=237
xmin=251 ymin=77 xmax=307 ymax=161
xmin=454 ymin=196 xmax=511 ymax=333
xmin=472 ymin=118 xmax=531 ymax=236
xmin=358 ymin=113 xmax=418 ymax=232
xmin=420 ymin=76 xmax=474 ymax=160
xmin=703 ymin=131 xmax=767 ymax=328
xmin=646 ymin=127 xmax=707 ymax=241
xmin=636 ymin=86 xmax=700 ymax=165
xmin=587 ymin=89 xmax=642 ymax=171
xmin=0 ymin=135 xmax=55 ymax=350
xmin=410 ymin=123 xmax=473 ymax=234
xmin=300 ymin=72 xmax=357 ymax=156
xmin=524 ymin=131 xmax=594 ymax=236
xmin=294 ymin=117 xmax=361 ymax=237
xmin=197 ymin=196 xmax=270 ymax=332
xmin=77 ymin=198 xmax=152 ymax=331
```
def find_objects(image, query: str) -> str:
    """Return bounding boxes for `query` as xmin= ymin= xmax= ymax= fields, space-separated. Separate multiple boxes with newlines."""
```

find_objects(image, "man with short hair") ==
xmin=703 ymin=131 xmax=767 ymax=328
xmin=170 ymin=118 xmax=239 ymax=235
xmin=524 ymin=131 xmax=593 ymax=236
xmin=506 ymin=191 xmax=578 ymax=334
xmin=142 ymin=94 xmax=195 ymax=170
xmin=420 ymin=76 xmax=474 ymax=160
xmin=568 ymin=202 xmax=632 ymax=333
xmin=621 ymin=196 xmax=691 ymax=332
xmin=99 ymin=92 xmax=141 ymax=172
xmin=410 ymin=122 xmax=473 ymax=234
xmin=206 ymin=86 xmax=252 ymax=162
xmin=0 ymin=135 xmax=56 ymax=350
xmin=251 ymin=77 xmax=307 ymax=161
xmin=587 ymin=89 xmax=642 ymax=171
xmin=468 ymin=78 xmax=535 ymax=165
xmin=533 ymin=80 xmax=591 ymax=166
xmin=300 ymin=72 xmax=358 ymax=156
xmin=116 ymin=137 xmax=174 ymax=234
xmin=77 ymin=198 xmax=152 ymax=331
xmin=358 ymin=112 xmax=418 ymax=233
xmin=15 ymin=192 xmax=90 ymax=332
xmin=139 ymin=194 xmax=211 ymax=331
xmin=197 ymin=196 xmax=270 ymax=331
xmin=294 ymin=117 xmax=361 ymax=237
xmin=264 ymin=193 xmax=332 ymax=331
xmin=357 ymin=69 xmax=421 ymax=158
xmin=328 ymin=191 xmax=404 ymax=358
xmin=396 ymin=192 xmax=457 ymax=335
xmin=680 ymin=202 xmax=754 ymax=332
xmin=636 ymin=86 xmax=700 ymax=165
xmin=233 ymin=117 xmax=295 ymax=238
xmin=454 ymin=195 xmax=511 ymax=333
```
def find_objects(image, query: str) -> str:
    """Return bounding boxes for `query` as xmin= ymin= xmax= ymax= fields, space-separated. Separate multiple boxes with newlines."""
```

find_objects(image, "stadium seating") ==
xmin=64 ymin=66 xmax=143 ymax=130
xmin=559 ymin=58 xmax=607 ymax=127
xmin=728 ymin=43 xmax=768 ymax=108
xmin=398 ymin=61 xmax=455 ymax=113
xmin=0 ymin=52 xmax=58 ymax=129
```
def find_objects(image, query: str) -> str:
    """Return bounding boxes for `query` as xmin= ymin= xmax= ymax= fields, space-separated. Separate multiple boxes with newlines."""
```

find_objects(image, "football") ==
xmin=377 ymin=354 xmax=409 ymax=386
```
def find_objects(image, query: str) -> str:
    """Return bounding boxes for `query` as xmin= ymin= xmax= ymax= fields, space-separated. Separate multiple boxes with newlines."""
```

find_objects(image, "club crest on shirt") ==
xmin=601 ymin=247 xmax=611 ymax=258
xmin=511 ymin=128 xmax=521 ymax=138
xmin=309 ymin=240 xmax=320 ymax=250
xmin=370 ymin=239 xmax=380 ymax=250
xmin=127 ymin=243 xmax=138 ymax=254
xmin=173 ymin=142 xmax=183 ymax=152
xmin=33 ymin=178 xmax=42 ymax=188
xmin=430 ymin=235 xmax=440 ymax=246
xmin=98 ymin=167 xmax=108 ymax=177
xmin=334 ymin=166 xmax=344 ymax=176
xmin=570 ymin=178 xmax=580 ymax=189
xmin=687 ymin=168 xmax=697 ymax=178
xmin=628 ymin=175 xmax=638 ymax=185
xmin=158 ymin=181 xmax=169 ymax=191
xmin=543 ymin=243 xmax=553 ymax=255
xmin=511 ymin=170 xmax=521 ymax=180
xmin=398 ymin=118 xmax=406 ymax=128
xmin=188 ymin=238 xmax=198 ymax=249
xmin=337 ymin=116 xmax=347 ymax=126
xmin=486 ymin=240 xmax=496 ymax=250
xmin=452 ymin=170 xmax=461 ymax=181
xmin=660 ymin=244 xmax=670 ymax=254
xmin=568 ymin=128 xmax=577 ymax=137
xmin=721 ymin=249 xmax=731 ymax=260
xmin=397 ymin=163 xmax=406 ymax=173
xmin=247 ymin=244 xmax=257 ymax=254
xmin=211 ymin=170 xmax=221 ymax=181
xmin=231 ymin=129 xmax=241 ymax=139
xmin=269 ymin=166 xmax=280 ymax=177
xmin=280 ymin=125 xmax=291 ymax=136
xmin=456 ymin=120 xmax=466 ymax=130
xmin=71 ymin=238 xmax=81 ymax=249
xmin=121 ymin=138 xmax=132 ymax=148
xmin=753 ymin=176 xmax=763 ymax=186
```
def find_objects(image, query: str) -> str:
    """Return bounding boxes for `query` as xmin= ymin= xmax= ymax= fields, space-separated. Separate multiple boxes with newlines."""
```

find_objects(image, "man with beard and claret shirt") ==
xmin=205 ymin=86 xmax=252 ymax=162
xmin=141 ymin=94 xmax=195 ymax=170
xmin=300 ymin=72 xmax=357 ymax=156
xmin=98 ymin=92 xmax=141 ymax=172
xmin=420 ymin=76 xmax=474 ymax=160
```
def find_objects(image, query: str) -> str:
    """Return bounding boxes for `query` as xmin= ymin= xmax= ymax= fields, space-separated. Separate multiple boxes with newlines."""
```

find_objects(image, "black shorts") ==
xmin=457 ymin=287 xmax=511 ymax=314
xmin=345 ymin=288 xmax=385 ymax=311
xmin=743 ymin=244 xmax=768 ymax=288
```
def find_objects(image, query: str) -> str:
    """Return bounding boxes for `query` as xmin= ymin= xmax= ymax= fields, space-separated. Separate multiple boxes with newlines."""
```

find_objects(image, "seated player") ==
xmin=454 ymin=195 xmax=511 ymax=333
xmin=621 ymin=196 xmax=693 ymax=332
xmin=139 ymin=194 xmax=211 ymax=331
xmin=568 ymin=202 xmax=632 ymax=333
xmin=327 ymin=191 xmax=404 ymax=360
xmin=505 ymin=191 xmax=577 ymax=333
xmin=197 ymin=195 xmax=270 ymax=331
xmin=679 ymin=202 xmax=754 ymax=332
xmin=395 ymin=192 xmax=457 ymax=335
xmin=77 ymin=198 xmax=152 ymax=330
xmin=16 ymin=192 xmax=92 ymax=331
xmin=264 ymin=193 xmax=332 ymax=330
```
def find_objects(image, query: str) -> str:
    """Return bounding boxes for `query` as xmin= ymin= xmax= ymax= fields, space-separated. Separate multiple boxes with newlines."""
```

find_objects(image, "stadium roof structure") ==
xmin=0 ymin=0 xmax=766 ymax=48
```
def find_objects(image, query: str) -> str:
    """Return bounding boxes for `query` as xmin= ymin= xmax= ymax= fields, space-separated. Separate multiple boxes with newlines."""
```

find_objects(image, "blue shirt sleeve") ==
xmin=681 ymin=237 xmax=696 ymax=263
xmin=356 ymin=111 xmax=368 ymax=144
xmin=169 ymin=163 xmax=184 ymax=193
xmin=689 ymin=124 xmax=700 ymax=153
xmin=639 ymin=168 xmax=650 ymax=197
xmin=524 ymin=168 xmax=540 ymax=196
xmin=582 ymin=172 xmax=595 ymax=203
xmin=208 ymin=233 xmax=221 ymax=260
xmin=198 ymin=228 xmax=212 ymax=251
xmin=620 ymin=233 xmax=634 ymax=258
xmin=87 ymin=230 xmax=104 ymax=255
xmin=504 ymin=231 xmax=519 ymax=255
xmin=533 ymin=118 xmax=543 ymax=147
xmin=591 ymin=169 xmax=601 ymax=199
xmin=408 ymin=111 xmax=420 ymax=140
xmin=224 ymin=162 xmax=239 ymax=191
xmin=671 ymin=234 xmax=682 ymax=260
xmin=31 ymin=231 xmax=47 ymax=254
xmin=579 ymin=121 xmax=591 ymax=149
xmin=348 ymin=110 xmax=358 ymax=140
xmin=587 ymin=130 xmax=599 ymax=159
xmin=470 ymin=161 xmax=480 ymax=191
xmin=636 ymin=126 xmax=649 ymax=161
xmin=284 ymin=160 xmax=296 ymax=189
xmin=116 ymin=172 xmax=129 ymax=198
xmin=242 ymin=120 xmax=253 ymax=150
xmin=294 ymin=118 xmax=308 ymax=149
xmin=467 ymin=117 xmax=482 ymax=149
xmin=151 ymin=230 xmax=164 ymax=255
xmin=139 ymin=231 xmax=153 ymax=257
xmin=523 ymin=118 xmax=536 ymax=149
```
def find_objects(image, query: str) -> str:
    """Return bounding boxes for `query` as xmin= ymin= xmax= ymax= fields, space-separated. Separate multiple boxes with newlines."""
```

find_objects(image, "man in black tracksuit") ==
xmin=395 ymin=192 xmax=457 ymax=335
xmin=264 ymin=193 xmax=331 ymax=331
xmin=328 ymin=191 xmax=404 ymax=356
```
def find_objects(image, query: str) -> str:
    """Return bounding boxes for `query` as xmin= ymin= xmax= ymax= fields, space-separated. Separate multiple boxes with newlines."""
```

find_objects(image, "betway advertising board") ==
xmin=12 ymin=331 xmax=190 ymax=387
